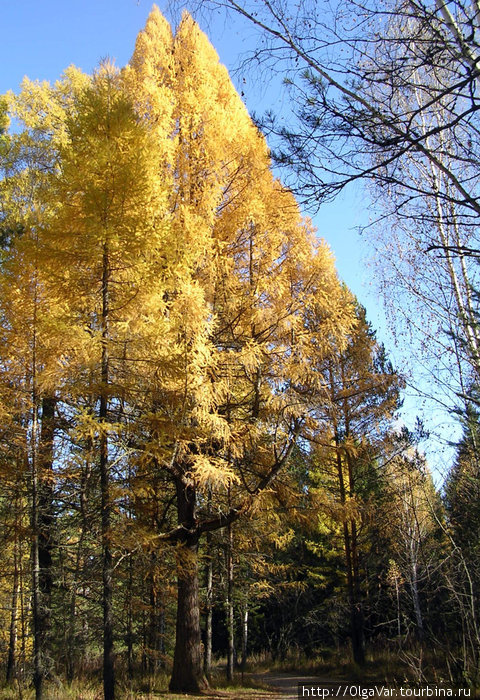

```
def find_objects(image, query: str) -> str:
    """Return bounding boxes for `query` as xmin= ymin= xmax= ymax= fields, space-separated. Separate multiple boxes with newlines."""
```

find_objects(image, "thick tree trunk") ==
xmin=169 ymin=479 xmax=208 ymax=693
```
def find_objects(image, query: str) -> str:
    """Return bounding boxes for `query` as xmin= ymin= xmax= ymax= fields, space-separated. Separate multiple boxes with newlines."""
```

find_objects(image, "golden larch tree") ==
xmin=127 ymin=8 xmax=353 ymax=693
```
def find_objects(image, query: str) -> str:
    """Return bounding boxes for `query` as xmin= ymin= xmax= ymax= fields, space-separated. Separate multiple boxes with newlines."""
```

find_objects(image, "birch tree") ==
xmin=176 ymin=0 xmax=480 ymax=425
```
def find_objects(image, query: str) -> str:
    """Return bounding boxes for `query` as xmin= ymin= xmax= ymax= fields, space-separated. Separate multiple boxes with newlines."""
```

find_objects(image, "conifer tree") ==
xmin=0 ymin=78 xmax=72 ymax=697
xmin=308 ymin=305 xmax=401 ymax=664
xmin=126 ymin=8 xmax=353 ymax=692
xmin=2 ymin=61 xmax=169 ymax=698
xmin=1 ymin=9 xmax=353 ymax=695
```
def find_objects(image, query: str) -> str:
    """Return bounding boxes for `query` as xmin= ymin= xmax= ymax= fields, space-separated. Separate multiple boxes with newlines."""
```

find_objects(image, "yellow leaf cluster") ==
xmin=0 ymin=6 xmax=355 ymax=550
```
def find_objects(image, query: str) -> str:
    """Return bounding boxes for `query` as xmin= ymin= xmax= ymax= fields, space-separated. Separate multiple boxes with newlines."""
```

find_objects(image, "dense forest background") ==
xmin=1 ymin=2 xmax=480 ymax=699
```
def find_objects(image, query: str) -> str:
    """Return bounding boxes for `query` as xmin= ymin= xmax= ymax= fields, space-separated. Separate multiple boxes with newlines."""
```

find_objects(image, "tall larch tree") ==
xmin=1 ymin=8 xmax=353 ymax=696
xmin=0 ymin=76 xmax=84 ymax=698
xmin=3 ymin=62 xmax=171 ymax=699
xmin=43 ymin=65 xmax=170 ymax=700
xmin=126 ymin=8 xmax=353 ymax=693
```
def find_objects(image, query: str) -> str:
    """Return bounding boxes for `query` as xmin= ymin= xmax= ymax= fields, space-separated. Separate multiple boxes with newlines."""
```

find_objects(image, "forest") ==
xmin=0 ymin=1 xmax=480 ymax=699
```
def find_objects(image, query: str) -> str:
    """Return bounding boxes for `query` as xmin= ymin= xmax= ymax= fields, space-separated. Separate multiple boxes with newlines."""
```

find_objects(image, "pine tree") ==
xmin=308 ymin=304 xmax=401 ymax=664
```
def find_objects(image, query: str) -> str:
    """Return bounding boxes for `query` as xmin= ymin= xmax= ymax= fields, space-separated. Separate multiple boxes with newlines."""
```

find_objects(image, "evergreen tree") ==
xmin=308 ymin=304 xmax=402 ymax=664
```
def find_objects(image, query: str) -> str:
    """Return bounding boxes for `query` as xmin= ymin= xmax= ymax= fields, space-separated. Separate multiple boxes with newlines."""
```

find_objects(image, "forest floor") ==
xmin=0 ymin=663 xmax=398 ymax=698
xmin=157 ymin=672 xmax=339 ymax=699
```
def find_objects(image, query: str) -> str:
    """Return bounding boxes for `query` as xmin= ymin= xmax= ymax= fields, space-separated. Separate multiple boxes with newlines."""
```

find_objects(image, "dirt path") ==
xmin=251 ymin=672 xmax=340 ymax=699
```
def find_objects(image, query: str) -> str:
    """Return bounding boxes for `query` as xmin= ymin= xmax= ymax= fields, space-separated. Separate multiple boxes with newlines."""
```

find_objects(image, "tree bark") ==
xmin=410 ymin=550 xmax=424 ymax=642
xmin=32 ymin=393 xmax=42 ymax=700
xmin=349 ymin=519 xmax=365 ymax=666
xmin=331 ymin=372 xmax=365 ymax=668
xmin=226 ymin=521 xmax=235 ymax=682
xmin=204 ymin=528 xmax=213 ymax=677
xmin=32 ymin=393 xmax=56 ymax=698
xmin=126 ymin=552 xmax=134 ymax=680
xmin=100 ymin=243 xmax=115 ymax=700
xmin=341 ymin=359 xmax=365 ymax=667
xmin=6 ymin=537 xmax=20 ymax=683
xmin=147 ymin=553 xmax=166 ymax=673
xmin=37 ymin=395 xmax=55 ymax=670
xmin=241 ymin=601 xmax=248 ymax=670
xmin=169 ymin=478 xmax=208 ymax=693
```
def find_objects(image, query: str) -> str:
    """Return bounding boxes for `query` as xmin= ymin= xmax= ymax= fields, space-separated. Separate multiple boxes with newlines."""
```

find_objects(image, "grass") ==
xmin=0 ymin=686 xmax=277 ymax=699
xmin=0 ymin=667 xmax=278 ymax=699
xmin=3 ymin=646 xmax=470 ymax=698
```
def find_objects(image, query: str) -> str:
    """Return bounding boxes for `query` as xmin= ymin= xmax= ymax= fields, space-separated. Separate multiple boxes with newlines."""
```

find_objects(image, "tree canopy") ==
xmin=0 ymin=5 xmax=479 ymax=699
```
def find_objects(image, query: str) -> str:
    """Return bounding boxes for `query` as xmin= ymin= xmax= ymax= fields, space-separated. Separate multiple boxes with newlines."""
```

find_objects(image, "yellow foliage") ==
xmin=189 ymin=454 xmax=240 ymax=490
xmin=0 ymin=7 xmax=355 ymax=588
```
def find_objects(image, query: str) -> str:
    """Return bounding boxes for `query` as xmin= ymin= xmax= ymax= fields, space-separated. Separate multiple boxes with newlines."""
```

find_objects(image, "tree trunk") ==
xmin=32 ymin=393 xmax=43 ymax=700
xmin=18 ymin=524 xmax=28 ymax=684
xmin=204 ymin=532 xmax=213 ymax=677
xmin=32 ymin=394 xmax=56 ymax=699
xmin=126 ymin=553 xmax=134 ymax=680
xmin=332 ymin=383 xmax=365 ymax=668
xmin=169 ymin=479 xmax=208 ymax=693
xmin=38 ymin=395 xmax=55 ymax=670
xmin=204 ymin=487 xmax=213 ymax=678
xmin=410 ymin=553 xmax=424 ymax=642
xmin=343 ymin=520 xmax=365 ymax=666
xmin=147 ymin=553 xmax=166 ymax=673
xmin=6 ymin=540 xmax=20 ymax=683
xmin=226 ymin=521 xmax=235 ymax=682
xmin=341 ymin=371 xmax=366 ymax=668
xmin=395 ymin=574 xmax=401 ymax=642
xmin=66 ymin=444 xmax=92 ymax=682
xmin=350 ymin=519 xmax=365 ymax=666
xmin=100 ymin=243 xmax=115 ymax=700
xmin=241 ymin=601 xmax=248 ymax=670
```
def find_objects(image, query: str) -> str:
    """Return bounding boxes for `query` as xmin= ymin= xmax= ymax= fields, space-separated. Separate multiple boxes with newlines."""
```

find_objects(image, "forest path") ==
xmin=250 ymin=671 xmax=343 ymax=699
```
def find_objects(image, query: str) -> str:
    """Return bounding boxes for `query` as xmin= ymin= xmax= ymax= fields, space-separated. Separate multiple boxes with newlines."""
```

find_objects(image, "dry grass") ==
xmin=0 ymin=672 xmax=278 ymax=699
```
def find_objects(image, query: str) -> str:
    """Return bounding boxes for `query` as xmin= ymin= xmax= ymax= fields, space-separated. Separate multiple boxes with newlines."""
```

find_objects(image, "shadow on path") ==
xmin=250 ymin=672 xmax=342 ymax=699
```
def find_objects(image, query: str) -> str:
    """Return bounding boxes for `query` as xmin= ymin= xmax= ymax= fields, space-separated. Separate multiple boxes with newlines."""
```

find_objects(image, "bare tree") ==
xmin=175 ymin=0 xmax=480 ymax=424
